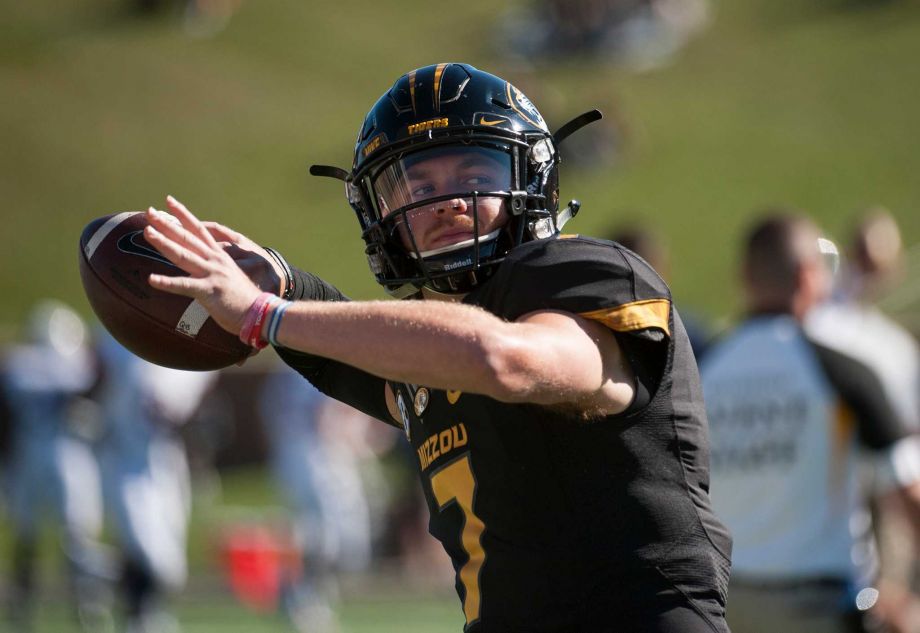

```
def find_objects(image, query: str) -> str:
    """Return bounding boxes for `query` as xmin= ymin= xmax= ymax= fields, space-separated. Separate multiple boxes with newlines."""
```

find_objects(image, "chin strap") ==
xmin=552 ymin=109 xmax=603 ymax=146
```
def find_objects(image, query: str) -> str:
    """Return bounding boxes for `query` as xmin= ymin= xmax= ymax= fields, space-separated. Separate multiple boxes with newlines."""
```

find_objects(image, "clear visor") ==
xmin=373 ymin=145 xmax=513 ymax=216
xmin=373 ymin=145 xmax=514 ymax=258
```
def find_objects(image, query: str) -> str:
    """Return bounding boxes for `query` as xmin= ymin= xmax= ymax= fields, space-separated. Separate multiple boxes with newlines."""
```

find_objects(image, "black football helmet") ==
xmin=311 ymin=63 xmax=601 ymax=297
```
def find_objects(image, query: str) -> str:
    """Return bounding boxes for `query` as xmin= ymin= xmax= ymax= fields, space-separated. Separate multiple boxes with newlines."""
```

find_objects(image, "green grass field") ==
xmin=20 ymin=593 xmax=462 ymax=633
xmin=1 ymin=0 xmax=918 ymax=337
xmin=2 ymin=466 xmax=463 ymax=632
xmin=20 ymin=591 xmax=462 ymax=633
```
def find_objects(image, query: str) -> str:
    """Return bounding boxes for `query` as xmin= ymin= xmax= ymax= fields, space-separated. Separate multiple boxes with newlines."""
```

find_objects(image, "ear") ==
xmin=798 ymin=258 xmax=830 ymax=308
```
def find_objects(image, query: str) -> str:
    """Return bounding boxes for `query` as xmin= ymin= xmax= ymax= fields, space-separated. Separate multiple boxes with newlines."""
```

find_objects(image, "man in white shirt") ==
xmin=702 ymin=212 xmax=920 ymax=633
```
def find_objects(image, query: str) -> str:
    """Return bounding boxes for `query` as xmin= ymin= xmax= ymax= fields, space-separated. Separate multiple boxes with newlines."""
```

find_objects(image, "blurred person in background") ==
xmin=94 ymin=331 xmax=217 ymax=633
xmin=131 ymin=0 xmax=243 ymax=38
xmin=808 ymin=207 xmax=920 ymax=632
xmin=0 ymin=300 xmax=112 ymax=633
xmin=702 ymin=212 xmax=920 ymax=633
xmin=496 ymin=0 xmax=710 ymax=71
xmin=606 ymin=223 xmax=714 ymax=360
xmin=259 ymin=363 xmax=392 ymax=633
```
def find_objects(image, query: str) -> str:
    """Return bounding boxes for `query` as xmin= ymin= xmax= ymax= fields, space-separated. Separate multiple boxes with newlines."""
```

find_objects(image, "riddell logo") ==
xmin=443 ymin=257 xmax=472 ymax=271
xmin=117 ymin=232 xmax=176 ymax=267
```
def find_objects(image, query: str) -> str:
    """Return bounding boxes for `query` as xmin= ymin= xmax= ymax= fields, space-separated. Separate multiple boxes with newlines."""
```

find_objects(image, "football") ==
xmin=79 ymin=211 xmax=251 ymax=370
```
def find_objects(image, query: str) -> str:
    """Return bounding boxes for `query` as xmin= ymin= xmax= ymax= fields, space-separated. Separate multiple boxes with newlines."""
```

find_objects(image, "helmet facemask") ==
xmin=362 ymin=142 xmax=530 ymax=294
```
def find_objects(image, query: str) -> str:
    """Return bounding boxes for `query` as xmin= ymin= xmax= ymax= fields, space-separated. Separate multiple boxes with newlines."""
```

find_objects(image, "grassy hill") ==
xmin=1 ymin=0 xmax=918 ymax=339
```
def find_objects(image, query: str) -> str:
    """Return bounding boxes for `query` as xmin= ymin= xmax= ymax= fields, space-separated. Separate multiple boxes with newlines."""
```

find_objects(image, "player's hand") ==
xmin=202 ymin=221 xmax=286 ymax=296
xmin=144 ymin=195 xmax=262 ymax=337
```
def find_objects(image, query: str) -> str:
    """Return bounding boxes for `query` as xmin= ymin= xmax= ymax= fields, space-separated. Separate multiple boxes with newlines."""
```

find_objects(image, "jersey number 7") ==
xmin=430 ymin=453 xmax=486 ymax=627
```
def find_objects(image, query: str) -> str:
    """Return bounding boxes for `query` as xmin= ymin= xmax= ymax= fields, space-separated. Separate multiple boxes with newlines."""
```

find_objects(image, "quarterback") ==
xmin=144 ymin=63 xmax=732 ymax=632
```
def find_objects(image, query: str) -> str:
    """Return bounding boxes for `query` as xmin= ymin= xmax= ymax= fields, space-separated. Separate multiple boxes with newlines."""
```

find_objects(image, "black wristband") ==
xmin=263 ymin=246 xmax=295 ymax=300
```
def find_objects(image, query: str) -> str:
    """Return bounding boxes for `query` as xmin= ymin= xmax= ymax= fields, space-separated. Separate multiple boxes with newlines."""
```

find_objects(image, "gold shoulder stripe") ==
xmin=580 ymin=298 xmax=671 ymax=336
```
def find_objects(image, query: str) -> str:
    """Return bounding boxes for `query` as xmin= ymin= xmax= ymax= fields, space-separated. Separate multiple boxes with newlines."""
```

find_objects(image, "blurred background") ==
xmin=1 ymin=0 xmax=918 ymax=631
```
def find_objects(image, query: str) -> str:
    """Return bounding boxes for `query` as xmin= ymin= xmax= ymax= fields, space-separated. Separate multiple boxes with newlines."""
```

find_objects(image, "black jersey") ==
xmin=279 ymin=236 xmax=732 ymax=633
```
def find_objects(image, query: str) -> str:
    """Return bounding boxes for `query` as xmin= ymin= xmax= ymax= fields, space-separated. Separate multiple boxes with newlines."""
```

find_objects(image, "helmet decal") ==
xmin=507 ymin=83 xmax=547 ymax=131
xmin=407 ymin=117 xmax=449 ymax=136
xmin=474 ymin=113 xmax=512 ymax=129
xmin=362 ymin=133 xmax=387 ymax=158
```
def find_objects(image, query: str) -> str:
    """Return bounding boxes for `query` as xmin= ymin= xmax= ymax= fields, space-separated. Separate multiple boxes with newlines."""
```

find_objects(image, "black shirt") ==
xmin=279 ymin=236 xmax=732 ymax=632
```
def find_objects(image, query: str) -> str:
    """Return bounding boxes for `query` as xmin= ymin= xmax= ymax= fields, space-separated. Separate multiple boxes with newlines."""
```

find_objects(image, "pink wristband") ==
xmin=239 ymin=292 xmax=279 ymax=349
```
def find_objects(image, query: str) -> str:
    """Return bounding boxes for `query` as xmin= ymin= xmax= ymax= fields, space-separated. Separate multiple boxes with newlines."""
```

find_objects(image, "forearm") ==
xmin=278 ymin=260 xmax=498 ymax=396
xmin=265 ymin=298 xmax=625 ymax=407
xmin=898 ymin=479 xmax=920 ymax=536
xmin=270 ymin=299 xmax=519 ymax=399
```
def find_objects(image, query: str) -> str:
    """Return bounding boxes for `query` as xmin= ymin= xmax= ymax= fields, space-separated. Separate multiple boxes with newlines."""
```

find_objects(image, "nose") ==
xmin=436 ymin=197 xmax=468 ymax=215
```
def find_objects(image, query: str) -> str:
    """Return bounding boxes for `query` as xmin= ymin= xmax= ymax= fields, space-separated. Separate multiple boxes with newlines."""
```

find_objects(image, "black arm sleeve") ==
xmin=289 ymin=266 xmax=350 ymax=302
xmin=273 ymin=265 xmax=395 ymax=426
xmin=614 ymin=332 xmax=668 ymax=415
xmin=811 ymin=341 xmax=911 ymax=449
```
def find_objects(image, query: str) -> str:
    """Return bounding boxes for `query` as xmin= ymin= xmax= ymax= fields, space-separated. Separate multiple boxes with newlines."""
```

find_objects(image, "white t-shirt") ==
xmin=702 ymin=313 xmax=919 ymax=586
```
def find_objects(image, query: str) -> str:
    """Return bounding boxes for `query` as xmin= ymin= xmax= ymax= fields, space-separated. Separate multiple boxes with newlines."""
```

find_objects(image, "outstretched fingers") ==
xmin=202 ymin=221 xmax=244 ymax=245
xmin=146 ymin=207 xmax=215 ymax=262
xmin=148 ymin=271 xmax=210 ymax=298
xmin=144 ymin=220 xmax=211 ymax=276
xmin=165 ymin=195 xmax=221 ymax=250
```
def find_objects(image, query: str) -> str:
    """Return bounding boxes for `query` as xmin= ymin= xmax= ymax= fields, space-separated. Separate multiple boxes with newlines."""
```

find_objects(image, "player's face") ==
xmin=374 ymin=146 xmax=511 ymax=254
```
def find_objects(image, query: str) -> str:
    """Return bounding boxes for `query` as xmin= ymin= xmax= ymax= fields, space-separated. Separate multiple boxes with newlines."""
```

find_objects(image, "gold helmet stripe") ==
xmin=408 ymin=69 xmax=417 ymax=115
xmin=433 ymin=63 xmax=448 ymax=111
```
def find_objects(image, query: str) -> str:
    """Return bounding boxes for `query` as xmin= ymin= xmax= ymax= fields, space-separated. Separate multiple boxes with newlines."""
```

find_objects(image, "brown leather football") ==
xmin=79 ymin=211 xmax=251 ymax=370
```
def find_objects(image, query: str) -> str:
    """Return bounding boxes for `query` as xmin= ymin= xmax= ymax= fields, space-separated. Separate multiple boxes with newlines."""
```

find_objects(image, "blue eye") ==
xmin=462 ymin=175 xmax=492 ymax=187
xmin=411 ymin=184 xmax=435 ymax=197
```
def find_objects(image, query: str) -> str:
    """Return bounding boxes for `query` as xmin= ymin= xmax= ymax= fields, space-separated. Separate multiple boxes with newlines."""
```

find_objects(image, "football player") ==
xmin=94 ymin=330 xmax=217 ymax=633
xmin=1 ymin=301 xmax=111 ymax=632
xmin=143 ymin=63 xmax=732 ymax=632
